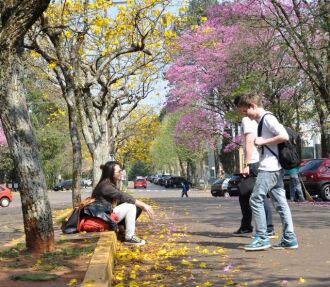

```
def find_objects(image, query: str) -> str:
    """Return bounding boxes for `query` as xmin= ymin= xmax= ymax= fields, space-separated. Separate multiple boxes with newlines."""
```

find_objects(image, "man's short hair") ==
xmin=234 ymin=93 xmax=263 ymax=108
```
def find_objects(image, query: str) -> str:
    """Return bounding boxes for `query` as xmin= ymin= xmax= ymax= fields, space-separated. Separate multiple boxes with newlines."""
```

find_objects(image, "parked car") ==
xmin=164 ymin=176 xmax=187 ymax=188
xmin=298 ymin=158 xmax=330 ymax=201
xmin=53 ymin=180 xmax=73 ymax=191
xmin=0 ymin=185 xmax=13 ymax=207
xmin=152 ymin=175 xmax=163 ymax=185
xmin=226 ymin=174 xmax=244 ymax=197
xmin=81 ymin=179 xmax=92 ymax=187
xmin=210 ymin=178 xmax=231 ymax=197
xmin=158 ymin=175 xmax=172 ymax=186
xmin=134 ymin=177 xmax=147 ymax=189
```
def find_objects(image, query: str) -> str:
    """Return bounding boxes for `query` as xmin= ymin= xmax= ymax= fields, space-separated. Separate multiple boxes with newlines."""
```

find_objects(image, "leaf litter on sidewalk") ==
xmin=113 ymin=198 xmax=247 ymax=287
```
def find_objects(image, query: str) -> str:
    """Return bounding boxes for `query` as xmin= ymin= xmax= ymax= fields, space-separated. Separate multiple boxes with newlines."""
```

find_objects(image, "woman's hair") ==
xmin=98 ymin=160 xmax=121 ymax=185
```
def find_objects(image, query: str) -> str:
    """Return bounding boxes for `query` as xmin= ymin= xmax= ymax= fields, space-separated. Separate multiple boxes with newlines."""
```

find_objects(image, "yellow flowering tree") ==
xmin=25 ymin=0 xmax=182 ymax=194
xmin=115 ymin=106 xmax=160 ymax=167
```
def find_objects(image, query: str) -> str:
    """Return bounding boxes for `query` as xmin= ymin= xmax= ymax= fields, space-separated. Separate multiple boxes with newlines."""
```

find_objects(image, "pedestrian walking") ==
xmin=181 ymin=180 xmax=189 ymax=197
xmin=92 ymin=161 xmax=154 ymax=246
xmin=234 ymin=93 xmax=298 ymax=251
xmin=231 ymin=114 xmax=275 ymax=238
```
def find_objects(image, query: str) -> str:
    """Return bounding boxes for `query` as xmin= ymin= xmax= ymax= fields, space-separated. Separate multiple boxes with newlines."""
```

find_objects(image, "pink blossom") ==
xmin=174 ymin=109 xmax=225 ymax=151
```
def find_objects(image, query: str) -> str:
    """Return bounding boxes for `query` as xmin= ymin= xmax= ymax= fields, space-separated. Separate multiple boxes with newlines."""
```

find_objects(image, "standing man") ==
xmin=286 ymin=167 xmax=305 ymax=202
xmin=232 ymin=110 xmax=275 ymax=238
xmin=234 ymin=93 xmax=298 ymax=251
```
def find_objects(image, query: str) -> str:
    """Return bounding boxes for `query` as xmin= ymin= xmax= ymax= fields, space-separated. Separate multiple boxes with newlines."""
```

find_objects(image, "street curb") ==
xmin=82 ymin=231 xmax=117 ymax=287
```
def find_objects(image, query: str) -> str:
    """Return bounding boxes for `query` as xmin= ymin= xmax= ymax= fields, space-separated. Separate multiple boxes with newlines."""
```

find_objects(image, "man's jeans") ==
xmin=250 ymin=170 xmax=297 ymax=242
xmin=289 ymin=173 xmax=305 ymax=201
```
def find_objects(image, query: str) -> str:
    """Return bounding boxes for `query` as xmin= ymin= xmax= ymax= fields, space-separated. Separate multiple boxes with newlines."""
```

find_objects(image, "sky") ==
xmin=139 ymin=0 xmax=188 ymax=112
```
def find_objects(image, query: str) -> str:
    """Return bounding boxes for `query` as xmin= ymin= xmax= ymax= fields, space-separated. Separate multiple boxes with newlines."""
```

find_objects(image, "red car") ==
xmin=0 ymin=185 xmax=13 ymax=207
xmin=299 ymin=158 xmax=330 ymax=201
xmin=134 ymin=177 xmax=147 ymax=189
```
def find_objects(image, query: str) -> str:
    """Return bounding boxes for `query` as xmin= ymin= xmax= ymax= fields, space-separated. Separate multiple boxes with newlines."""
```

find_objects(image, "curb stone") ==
xmin=82 ymin=231 xmax=117 ymax=287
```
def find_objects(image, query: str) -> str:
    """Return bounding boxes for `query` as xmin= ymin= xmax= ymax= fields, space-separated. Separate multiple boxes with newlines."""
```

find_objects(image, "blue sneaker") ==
xmin=272 ymin=239 xmax=298 ymax=249
xmin=252 ymin=230 xmax=276 ymax=239
xmin=244 ymin=237 xmax=271 ymax=251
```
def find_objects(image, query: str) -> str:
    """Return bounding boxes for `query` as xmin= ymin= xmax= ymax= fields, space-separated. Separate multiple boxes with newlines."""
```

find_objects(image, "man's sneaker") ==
xmin=272 ymin=239 xmax=298 ymax=250
xmin=232 ymin=227 xmax=253 ymax=236
xmin=244 ymin=237 xmax=271 ymax=251
xmin=251 ymin=230 xmax=276 ymax=239
xmin=266 ymin=230 xmax=276 ymax=239
xmin=124 ymin=235 xmax=146 ymax=246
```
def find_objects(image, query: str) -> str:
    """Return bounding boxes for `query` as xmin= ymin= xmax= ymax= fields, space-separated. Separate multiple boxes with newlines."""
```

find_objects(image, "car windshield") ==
xmin=299 ymin=159 xmax=323 ymax=172
xmin=136 ymin=179 xmax=145 ymax=182
xmin=213 ymin=179 xmax=224 ymax=184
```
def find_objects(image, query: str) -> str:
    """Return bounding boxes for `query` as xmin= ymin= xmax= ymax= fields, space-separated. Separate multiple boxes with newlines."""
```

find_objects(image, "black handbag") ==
xmin=238 ymin=176 xmax=256 ymax=196
xmin=61 ymin=206 xmax=83 ymax=234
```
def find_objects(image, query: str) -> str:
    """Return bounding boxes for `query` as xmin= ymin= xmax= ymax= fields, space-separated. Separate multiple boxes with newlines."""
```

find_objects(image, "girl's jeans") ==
xmin=250 ymin=170 xmax=297 ymax=242
xmin=114 ymin=203 xmax=138 ymax=240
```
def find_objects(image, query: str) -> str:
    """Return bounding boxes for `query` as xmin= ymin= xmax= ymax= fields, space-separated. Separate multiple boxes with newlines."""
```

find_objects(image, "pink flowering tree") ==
xmin=166 ymin=0 xmax=262 ymax=162
xmin=165 ymin=0 xmax=325 ymax=172
xmin=174 ymin=108 xmax=225 ymax=151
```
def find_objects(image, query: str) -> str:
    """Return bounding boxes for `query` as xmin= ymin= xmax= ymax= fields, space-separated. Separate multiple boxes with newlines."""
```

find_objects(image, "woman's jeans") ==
xmin=250 ymin=170 xmax=297 ymax=242
xmin=239 ymin=163 xmax=273 ymax=231
xmin=113 ymin=203 xmax=142 ymax=240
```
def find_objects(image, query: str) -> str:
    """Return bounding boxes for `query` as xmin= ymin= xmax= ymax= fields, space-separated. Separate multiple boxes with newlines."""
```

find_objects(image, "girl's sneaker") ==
xmin=124 ymin=235 xmax=146 ymax=246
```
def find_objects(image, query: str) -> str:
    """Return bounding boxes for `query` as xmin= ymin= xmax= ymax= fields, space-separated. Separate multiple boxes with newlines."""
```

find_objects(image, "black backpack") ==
xmin=258 ymin=113 xmax=301 ymax=170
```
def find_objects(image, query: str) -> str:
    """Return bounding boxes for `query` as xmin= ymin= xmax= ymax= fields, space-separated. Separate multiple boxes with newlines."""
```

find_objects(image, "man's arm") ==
xmin=255 ymin=114 xmax=289 ymax=146
xmin=254 ymin=134 xmax=289 ymax=146
xmin=242 ymin=132 xmax=255 ymax=175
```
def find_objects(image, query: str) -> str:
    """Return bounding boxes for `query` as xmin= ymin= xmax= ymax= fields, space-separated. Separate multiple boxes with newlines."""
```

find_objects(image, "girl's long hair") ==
xmin=96 ymin=161 xmax=121 ymax=186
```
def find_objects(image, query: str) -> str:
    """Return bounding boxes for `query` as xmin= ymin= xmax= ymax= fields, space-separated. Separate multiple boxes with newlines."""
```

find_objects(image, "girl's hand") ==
xmin=143 ymin=203 xmax=154 ymax=219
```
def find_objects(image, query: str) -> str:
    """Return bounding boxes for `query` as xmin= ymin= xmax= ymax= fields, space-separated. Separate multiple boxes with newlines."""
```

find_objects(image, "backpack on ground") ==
xmin=258 ymin=113 xmax=301 ymax=170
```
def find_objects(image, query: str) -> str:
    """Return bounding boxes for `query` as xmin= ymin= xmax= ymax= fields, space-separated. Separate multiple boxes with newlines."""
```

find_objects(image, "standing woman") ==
xmin=92 ymin=161 xmax=154 ymax=246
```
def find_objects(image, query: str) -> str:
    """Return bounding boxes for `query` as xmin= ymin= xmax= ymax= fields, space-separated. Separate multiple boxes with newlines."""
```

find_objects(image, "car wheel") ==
xmin=0 ymin=197 xmax=10 ymax=207
xmin=223 ymin=191 xmax=230 ymax=198
xmin=320 ymin=184 xmax=330 ymax=201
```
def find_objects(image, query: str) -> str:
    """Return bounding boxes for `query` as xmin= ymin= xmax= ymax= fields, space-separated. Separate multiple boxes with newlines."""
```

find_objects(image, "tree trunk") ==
xmin=314 ymin=88 xmax=330 ymax=158
xmin=214 ymin=149 xmax=220 ymax=178
xmin=0 ymin=50 xmax=54 ymax=253
xmin=178 ymin=158 xmax=186 ymax=177
xmin=92 ymin=137 xmax=110 ymax=187
xmin=67 ymin=101 xmax=82 ymax=207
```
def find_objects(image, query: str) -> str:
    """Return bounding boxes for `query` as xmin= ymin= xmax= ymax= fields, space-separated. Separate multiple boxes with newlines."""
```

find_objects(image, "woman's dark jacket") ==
xmin=91 ymin=181 xmax=135 ymax=207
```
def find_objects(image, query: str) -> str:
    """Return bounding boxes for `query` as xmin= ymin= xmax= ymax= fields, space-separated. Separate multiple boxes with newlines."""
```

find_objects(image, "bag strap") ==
xmin=257 ymin=113 xmax=278 ymax=158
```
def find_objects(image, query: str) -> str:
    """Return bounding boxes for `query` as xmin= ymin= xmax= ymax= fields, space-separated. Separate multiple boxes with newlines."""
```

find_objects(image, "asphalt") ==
xmin=148 ymin=191 xmax=330 ymax=287
xmin=1 ymin=186 xmax=330 ymax=286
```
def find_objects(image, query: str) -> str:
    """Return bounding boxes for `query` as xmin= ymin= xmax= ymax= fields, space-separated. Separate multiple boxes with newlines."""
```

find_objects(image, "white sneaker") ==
xmin=124 ymin=235 xmax=146 ymax=246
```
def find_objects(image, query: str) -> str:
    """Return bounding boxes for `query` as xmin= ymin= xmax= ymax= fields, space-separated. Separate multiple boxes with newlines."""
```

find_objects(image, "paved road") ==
xmin=139 ymin=184 xmax=330 ymax=287
xmin=1 ymin=183 xmax=330 ymax=286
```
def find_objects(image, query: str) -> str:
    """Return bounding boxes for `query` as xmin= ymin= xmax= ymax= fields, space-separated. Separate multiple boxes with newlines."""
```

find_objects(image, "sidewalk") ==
xmin=154 ymin=196 xmax=330 ymax=287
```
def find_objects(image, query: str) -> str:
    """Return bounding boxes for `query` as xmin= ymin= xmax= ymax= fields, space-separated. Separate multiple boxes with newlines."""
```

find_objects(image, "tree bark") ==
xmin=92 ymin=130 xmax=111 ymax=186
xmin=0 ymin=50 xmax=54 ymax=253
xmin=0 ymin=0 xmax=53 ymax=253
xmin=67 ymin=100 xmax=82 ymax=207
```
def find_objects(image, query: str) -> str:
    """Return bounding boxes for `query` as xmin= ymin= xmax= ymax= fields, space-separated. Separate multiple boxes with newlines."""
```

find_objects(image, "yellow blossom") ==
xmin=67 ymin=278 xmax=78 ymax=286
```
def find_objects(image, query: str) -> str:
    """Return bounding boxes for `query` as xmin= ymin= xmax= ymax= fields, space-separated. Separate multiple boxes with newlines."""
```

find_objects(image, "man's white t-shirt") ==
xmin=256 ymin=111 xmax=288 ymax=171
xmin=241 ymin=117 xmax=259 ymax=164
